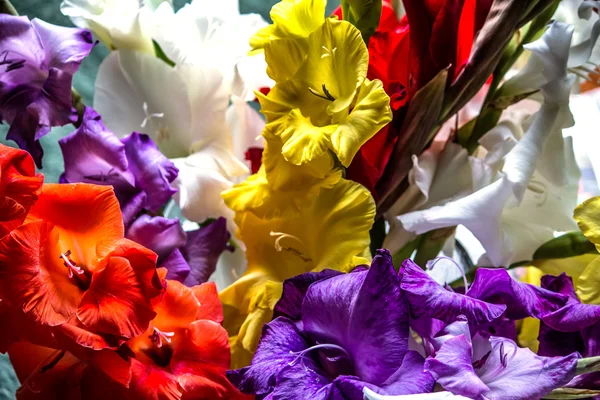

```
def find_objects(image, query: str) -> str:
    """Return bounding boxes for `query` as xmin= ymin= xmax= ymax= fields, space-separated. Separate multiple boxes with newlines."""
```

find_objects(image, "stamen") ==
xmin=269 ymin=232 xmax=312 ymax=262
xmin=149 ymin=327 xmax=175 ymax=348
xmin=59 ymin=250 xmax=85 ymax=279
xmin=426 ymin=256 xmax=469 ymax=292
xmin=308 ymin=84 xmax=335 ymax=101
xmin=141 ymin=102 xmax=165 ymax=128
xmin=288 ymin=343 xmax=352 ymax=370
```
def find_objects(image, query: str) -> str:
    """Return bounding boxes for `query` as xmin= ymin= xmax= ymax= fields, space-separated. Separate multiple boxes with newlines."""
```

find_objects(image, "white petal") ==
xmin=363 ymin=387 xmax=471 ymax=400
xmin=400 ymin=177 xmax=514 ymax=267
xmin=94 ymin=50 xmax=193 ymax=158
xmin=227 ymin=97 xmax=265 ymax=172
xmin=171 ymin=149 xmax=242 ymax=233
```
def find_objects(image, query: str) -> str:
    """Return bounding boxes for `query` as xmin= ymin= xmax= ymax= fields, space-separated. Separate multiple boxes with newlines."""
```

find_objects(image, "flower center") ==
xmin=0 ymin=50 xmax=26 ymax=72
xmin=149 ymin=327 xmax=175 ymax=348
xmin=141 ymin=102 xmax=165 ymax=129
xmin=308 ymin=84 xmax=336 ymax=101
xmin=269 ymin=231 xmax=312 ymax=262
xmin=288 ymin=343 xmax=354 ymax=380
xmin=59 ymin=250 xmax=90 ymax=289
xmin=476 ymin=339 xmax=519 ymax=382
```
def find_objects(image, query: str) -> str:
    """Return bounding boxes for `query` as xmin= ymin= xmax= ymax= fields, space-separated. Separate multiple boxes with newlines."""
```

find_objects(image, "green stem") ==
xmin=0 ymin=0 xmax=18 ymax=15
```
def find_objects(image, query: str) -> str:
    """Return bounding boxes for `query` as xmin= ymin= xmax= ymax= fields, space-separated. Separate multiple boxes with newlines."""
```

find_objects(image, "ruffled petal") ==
xmin=467 ymin=268 xmax=568 ymax=320
xmin=400 ymin=259 xmax=506 ymax=326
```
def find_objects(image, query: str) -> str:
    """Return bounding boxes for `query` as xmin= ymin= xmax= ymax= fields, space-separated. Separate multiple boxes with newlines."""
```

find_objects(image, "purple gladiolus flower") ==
xmin=59 ymin=107 xmax=177 ymax=225
xmin=0 ymin=15 xmax=94 ymax=167
xmin=424 ymin=317 xmax=579 ymax=400
xmin=399 ymin=260 xmax=568 ymax=339
xmin=227 ymin=250 xmax=435 ymax=399
xmin=126 ymin=215 xmax=233 ymax=286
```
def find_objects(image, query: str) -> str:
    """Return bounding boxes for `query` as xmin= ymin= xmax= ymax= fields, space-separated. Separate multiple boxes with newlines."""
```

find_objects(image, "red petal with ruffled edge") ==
xmin=26 ymin=183 xmax=124 ymax=270
xmin=192 ymin=282 xmax=223 ymax=323
xmin=171 ymin=320 xmax=236 ymax=399
xmin=0 ymin=220 xmax=84 ymax=326
xmin=77 ymin=240 xmax=162 ymax=339
xmin=0 ymin=144 xmax=43 ymax=238
xmin=130 ymin=358 xmax=183 ymax=400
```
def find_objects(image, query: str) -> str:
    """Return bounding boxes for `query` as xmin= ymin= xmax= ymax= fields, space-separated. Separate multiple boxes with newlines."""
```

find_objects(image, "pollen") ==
xmin=59 ymin=250 xmax=85 ymax=279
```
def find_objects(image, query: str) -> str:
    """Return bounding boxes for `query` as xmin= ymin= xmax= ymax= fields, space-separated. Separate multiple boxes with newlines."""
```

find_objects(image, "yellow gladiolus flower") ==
xmin=220 ymin=178 xmax=375 ymax=367
xmin=222 ymin=127 xmax=342 ymax=218
xmin=258 ymin=18 xmax=392 ymax=170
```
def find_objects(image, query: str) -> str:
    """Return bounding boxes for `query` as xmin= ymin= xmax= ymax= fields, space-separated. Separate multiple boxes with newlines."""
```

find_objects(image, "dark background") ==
xmin=0 ymin=0 xmax=335 ymax=397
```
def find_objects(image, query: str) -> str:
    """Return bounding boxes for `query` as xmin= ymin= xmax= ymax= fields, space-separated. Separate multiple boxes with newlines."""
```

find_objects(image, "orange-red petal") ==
xmin=171 ymin=319 xmax=241 ymax=399
xmin=130 ymin=358 xmax=182 ymax=400
xmin=153 ymin=279 xmax=200 ymax=333
xmin=191 ymin=282 xmax=223 ymax=323
xmin=26 ymin=183 xmax=124 ymax=270
xmin=0 ymin=220 xmax=83 ymax=326
xmin=0 ymin=144 xmax=43 ymax=238
xmin=77 ymin=255 xmax=158 ymax=339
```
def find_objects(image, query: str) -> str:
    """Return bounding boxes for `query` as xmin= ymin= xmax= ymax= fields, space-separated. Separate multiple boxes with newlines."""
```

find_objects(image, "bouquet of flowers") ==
xmin=2 ymin=0 xmax=600 ymax=398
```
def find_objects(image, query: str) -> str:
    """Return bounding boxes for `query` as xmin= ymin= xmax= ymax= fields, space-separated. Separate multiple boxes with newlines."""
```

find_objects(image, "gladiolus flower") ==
xmin=0 ymin=183 xmax=164 ymax=354
xmin=0 ymin=14 xmax=94 ymax=167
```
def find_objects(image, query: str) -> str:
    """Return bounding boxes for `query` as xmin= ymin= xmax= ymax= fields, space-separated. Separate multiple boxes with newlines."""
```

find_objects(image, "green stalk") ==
xmin=0 ymin=0 xmax=17 ymax=15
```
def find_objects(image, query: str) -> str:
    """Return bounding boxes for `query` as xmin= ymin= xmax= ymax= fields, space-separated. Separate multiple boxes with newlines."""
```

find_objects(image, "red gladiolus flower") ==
xmin=123 ymin=271 xmax=248 ymax=399
xmin=0 ymin=144 xmax=43 ymax=238
xmin=0 ymin=183 xmax=164 ymax=356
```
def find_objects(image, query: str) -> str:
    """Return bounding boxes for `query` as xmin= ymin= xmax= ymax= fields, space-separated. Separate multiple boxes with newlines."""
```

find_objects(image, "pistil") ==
xmin=149 ymin=327 xmax=175 ymax=348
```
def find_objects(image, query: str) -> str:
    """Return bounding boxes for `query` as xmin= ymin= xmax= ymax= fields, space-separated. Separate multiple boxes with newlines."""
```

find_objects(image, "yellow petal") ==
xmin=264 ymin=38 xmax=307 ymax=81
xmin=296 ymin=19 xmax=368 ymax=113
xmin=280 ymin=109 xmax=337 ymax=165
xmin=250 ymin=0 xmax=326 ymax=51
xmin=574 ymin=196 xmax=600 ymax=246
xmin=331 ymin=78 xmax=392 ymax=166
xmin=576 ymin=256 xmax=600 ymax=304
xmin=531 ymin=254 xmax=597 ymax=287
xmin=517 ymin=267 xmax=543 ymax=352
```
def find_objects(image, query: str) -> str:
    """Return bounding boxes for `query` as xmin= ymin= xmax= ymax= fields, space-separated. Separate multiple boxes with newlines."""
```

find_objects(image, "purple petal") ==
xmin=121 ymin=191 xmax=146 ymax=228
xmin=466 ymin=268 xmax=568 ymax=320
xmin=540 ymin=274 xmax=600 ymax=332
xmin=30 ymin=19 xmax=94 ymax=74
xmin=541 ymin=274 xmax=579 ymax=302
xmin=181 ymin=217 xmax=231 ymax=286
xmin=334 ymin=376 xmax=378 ymax=400
xmin=537 ymin=321 xmax=584 ymax=357
xmin=400 ymin=260 xmax=506 ymax=326
xmin=227 ymin=317 xmax=309 ymax=396
xmin=121 ymin=132 xmax=178 ymax=213
xmin=301 ymin=250 xmax=410 ymax=386
xmin=0 ymin=15 xmax=93 ymax=168
xmin=381 ymin=351 xmax=435 ymax=395
xmin=425 ymin=334 xmax=490 ymax=399
xmin=126 ymin=214 xmax=187 ymax=257
xmin=477 ymin=337 xmax=579 ymax=400
xmin=59 ymin=107 xmax=136 ymax=198
xmin=268 ymin=363 xmax=336 ymax=400
xmin=274 ymin=269 xmax=343 ymax=321
xmin=162 ymin=249 xmax=191 ymax=282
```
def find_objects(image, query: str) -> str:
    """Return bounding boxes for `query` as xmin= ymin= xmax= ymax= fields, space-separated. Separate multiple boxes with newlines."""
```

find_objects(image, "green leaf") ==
xmin=414 ymin=227 xmax=456 ymax=268
xmin=576 ymin=355 xmax=600 ymax=375
xmin=377 ymin=69 xmax=448 ymax=214
xmin=533 ymin=231 xmax=597 ymax=260
xmin=392 ymin=237 xmax=421 ymax=270
xmin=340 ymin=0 xmax=382 ymax=45
xmin=152 ymin=39 xmax=175 ymax=67
xmin=543 ymin=388 xmax=600 ymax=399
